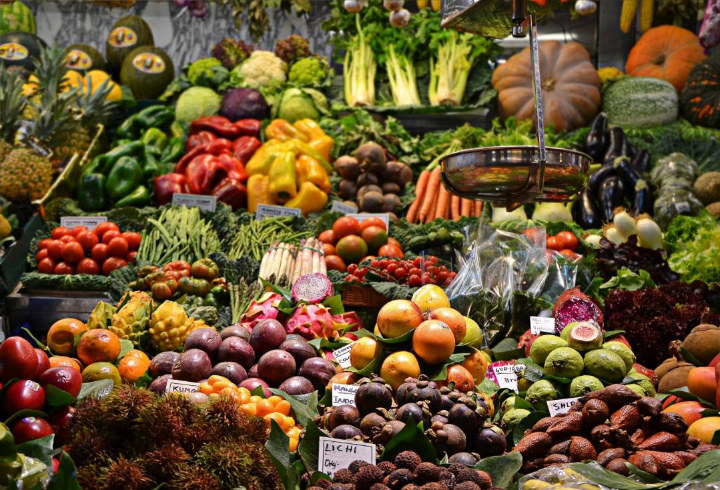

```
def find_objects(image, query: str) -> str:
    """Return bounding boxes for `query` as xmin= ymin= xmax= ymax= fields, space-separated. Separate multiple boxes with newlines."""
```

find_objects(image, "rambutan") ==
xmin=172 ymin=467 xmax=223 ymax=490
xmin=99 ymin=457 xmax=153 ymax=490
xmin=137 ymin=394 xmax=200 ymax=447
xmin=68 ymin=434 xmax=113 ymax=467
xmin=76 ymin=465 xmax=103 ymax=489
xmin=202 ymin=396 xmax=267 ymax=441
xmin=194 ymin=440 xmax=255 ymax=488
xmin=141 ymin=443 xmax=190 ymax=482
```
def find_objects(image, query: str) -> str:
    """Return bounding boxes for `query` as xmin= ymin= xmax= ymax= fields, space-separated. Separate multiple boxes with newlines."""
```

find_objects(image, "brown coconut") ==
xmin=657 ymin=361 xmax=695 ymax=393
xmin=681 ymin=324 xmax=720 ymax=365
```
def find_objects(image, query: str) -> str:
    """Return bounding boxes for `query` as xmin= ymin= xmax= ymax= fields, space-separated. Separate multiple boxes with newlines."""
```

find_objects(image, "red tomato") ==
xmin=522 ymin=227 xmax=543 ymax=243
xmin=50 ymin=227 xmax=71 ymax=239
xmin=387 ymin=237 xmax=401 ymax=248
xmin=559 ymin=249 xmax=578 ymax=259
xmin=122 ymin=232 xmax=142 ymax=251
xmin=102 ymin=257 xmax=127 ymax=275
xmin=546 ymin=236 xmax=563 ymax=251
xmin=71 ymin=226 xmax=88 ymax=237
xmin=38 ymin=258 xmax=55 ymax=274
xmin=76 ymin=258 xmax=100 ymax=275
xmin=101 ymin=230 xmax=121 ymax=245
xmin=35 ymin=249 xmax=49 ymax=262
xmin=91 ymin=243 xmax=109 ymax=263
xmin=94 ymin=222 xmax=120 ymax=240
xmin=556 ymin=231 xmax=579 ymax=251
xmin=107 ymin=237 xmax=128 ymax=257
xmin=318 ymin=229 xmax=335 ymax=245
xmin=75 ymin=231 xmax=99 ymax=253
xmin=61 ymin=241 xmax=85 ymax=264
xmin=359 ymin=217 xmax=386 ymax=232
xmin=127 ymin=251 xmax=137 ymax=264
xmin=58 ymin=235 xmax=76 ymax=244
xmin=38 ymin=239 xmax=52 ymax=250
xmin=54 ymin=262 xmax=74 ymax=275
xmin=378 ymin=244 xmax=404 ymax=258
xmin=47 ymin=240 xmax=64 ymax=261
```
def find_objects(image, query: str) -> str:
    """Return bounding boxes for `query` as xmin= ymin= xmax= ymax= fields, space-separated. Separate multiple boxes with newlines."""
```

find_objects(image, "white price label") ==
xmin=172 ymin=193 xmax=217 ymax=212
xmin=331 ymin=201 xmax=358 ymax=215
xmin=165 ymin=380 xmax=200 ymax=394
xmin=347 ymin=213 xmax=389 ymax=232
xmin=319 ymin=437 xmax=376 ymax=477
xmin=331 ymin=384 xmax=359 ymax=407
xmin=547 ymin=397 xmax=581 ymax=417
xmin=332 ymin=343 xmax=354 ymax=369
xmin=256 ymin=204 xmax=302 ymax=220
xmin=493 ymin=364 xmax=525 ymax=392
xmin=60 ymin=216 xmax=107 ymax=230
xmin=530 ymin=316 xmax=556 ymax=335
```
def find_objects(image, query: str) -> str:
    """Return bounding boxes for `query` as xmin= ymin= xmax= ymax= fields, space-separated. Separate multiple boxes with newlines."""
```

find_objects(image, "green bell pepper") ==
xmin=209 ymin=285 xmax=229 ymax=304
xmin=141 ymin=127 xmax=168 ymax=157
xmin=78 ymin=173 xmax=107 ymax=211
xmin=142 ymin=149 xmax=159 ymax=180
xmin=116 ymin=113 xmax=142 ymax=140
xmin=85 ymin=140 xmax=143 ymax=176
xmin=106 ymin=156 xmax=142 ymax=200
xmin=113 ymin=185 xmax=150 ymax=208
xmin=170 ymin=120 xmax=187 ymax=139
xmin=160 ymin=137 xmax=185 ymax=163
xmin=136 ymin=105 xmax=174 ymax=130
xmin=112 ymin=139 xmax=134 ymax=148
xmin=203 ymin=293 xmax=220 ymax=308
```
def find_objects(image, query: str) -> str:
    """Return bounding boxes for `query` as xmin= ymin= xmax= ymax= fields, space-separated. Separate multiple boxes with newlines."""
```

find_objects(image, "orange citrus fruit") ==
xmin=82 ymin=362 xmax=122 ymax=386
xmin=48 ymin=355 xmax=82 ymax=372
xmin=350 ymin=337 xmax=382 ymax=370
xmin=688 ymin=417 xmax=720 ymax=443
xmin=118 ymin=353 xmax=151 ymax=383
xmin=47 ymin=318 xmax=87 ymax=355
xmin=412 ymin=320 xmax=455 ymax=365
xmin=76 ymin=329 xmax=121 ymax=365
xmin=380 ymin=351 xmax=421 ymax=391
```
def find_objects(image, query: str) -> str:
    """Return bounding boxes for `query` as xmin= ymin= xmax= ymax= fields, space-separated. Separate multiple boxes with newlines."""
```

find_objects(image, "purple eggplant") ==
xmin=599 ymin=175 xmax=625 ymax=222
xmin=584 ymin=113 xmax=608 ymax=162
xmin=630 ymin=149 xmax=651 ymax=173
xmin=633 ymin=179 xmax=653 ymax=215
xmin=573 ymin=187 xmax=602 ymax=229
xmin=602 ymin=127 xmax=629 ymax=164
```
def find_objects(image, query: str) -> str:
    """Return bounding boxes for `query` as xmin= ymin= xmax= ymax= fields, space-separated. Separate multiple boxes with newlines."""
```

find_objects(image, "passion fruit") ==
xmin=257 ymin=350 xmax=296 ymax=387
xmin=298 ymin=357 xmax=336 ymax=391
xmin=278 ymin=376 xmax=315 ymax=395
xmin=249 ymin=319 xmax=287 ymax=357
xmin=149 ymin=351 xmax=180 ymax=378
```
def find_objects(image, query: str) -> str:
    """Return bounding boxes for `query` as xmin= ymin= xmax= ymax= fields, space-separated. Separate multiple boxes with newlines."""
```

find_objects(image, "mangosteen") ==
xmin=472 ymin=425 xmax=507 ymax=457
xmin=373 ymin=420 xmax=405 ymax=445
xmin=395 ymin=403 xmax=428 ymax=426
xmin=431 ymin=413 xmax=449 ymax=426
xmin=440 ymin=394 xmax=455 ymax=411
xmin=448 ymin=452 xmax=479 ymax=466
xmin=328 ymin=405 xmax=361 ymax=431
xmin=355 ymin=380 xmax=393 ymax=416
xmin=431 ymin=423 xmax=466 ymax=456
xmin=360 ymin=412 xmax=386 ymax=437
xmin=448 ymin=403 xmax=482 ymax=433
xmin=330 ymin=424 xmax=363 ymax=440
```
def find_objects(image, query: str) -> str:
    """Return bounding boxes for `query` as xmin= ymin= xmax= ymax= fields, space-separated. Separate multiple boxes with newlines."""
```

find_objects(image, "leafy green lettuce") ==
xmin=665 ymin=212 xmax=720 ymax=284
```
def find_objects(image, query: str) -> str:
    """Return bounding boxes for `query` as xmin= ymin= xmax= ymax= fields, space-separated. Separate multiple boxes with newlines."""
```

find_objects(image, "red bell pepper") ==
xmin=232 ymin=136 xmax=262 ymax=163
xmin=186 ymin=131 xmax=216 ymax=151
xmin=212 ymin=177 xmax=247 ymax=210
xmin=175 ymin=139 xmax=233 ymax=174
xmin=185 ymin=154 xmax=223 ymax=195
xmin=154 ymin=173 xmax=187 ymax=205
xmin=716 ymin=362 xmax=720 ymax=409
xmin=190 ymin=116 xmax=241 ymax=139
xmin=233 ymin=119 xmax=262 ymax=138
xmin=216 ymin=153 xmax=248 ymax=182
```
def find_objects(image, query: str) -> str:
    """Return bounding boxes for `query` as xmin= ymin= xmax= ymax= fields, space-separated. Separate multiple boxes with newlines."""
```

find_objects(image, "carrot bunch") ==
xmin=406 ymin=167 xmax=483 ymax=224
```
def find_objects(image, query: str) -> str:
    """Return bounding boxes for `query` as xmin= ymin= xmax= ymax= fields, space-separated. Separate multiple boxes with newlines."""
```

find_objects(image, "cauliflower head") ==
xmin=231 ymin=51 xmax=287 ymax=89
xmin=188 ymin=57 xmax=223 ymax=86
xmin=288 ymin=57 xmax=331 ymax=87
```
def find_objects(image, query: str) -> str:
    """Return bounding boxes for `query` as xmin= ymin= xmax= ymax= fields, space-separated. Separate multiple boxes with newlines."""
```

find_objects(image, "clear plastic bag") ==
xmin=446 ymin=221 xmax=577 ymax=347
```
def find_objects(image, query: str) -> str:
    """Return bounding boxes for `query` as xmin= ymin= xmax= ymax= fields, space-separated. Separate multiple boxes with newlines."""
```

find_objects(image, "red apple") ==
xmin=34 ymin=349 xmax=50 ymax=379
xmin=0 ymin=337 xmax=38 ymax=380
xmin=2 ymin=380 xmax=45 ymax=415
xmin=11 ymin=417 xmax=53 ymax=444
xmin=48 ymin=406 xmax=74 ymax=445
xmin=38 ymin=367 xmax=82 ymax=398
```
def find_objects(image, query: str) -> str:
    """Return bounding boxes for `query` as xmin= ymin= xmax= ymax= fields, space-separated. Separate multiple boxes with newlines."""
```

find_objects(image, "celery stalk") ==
xmin=428 ymin=31 xmax=477 ymax=106
xmin=344 ymin=16 xmax=376 ymax=107
xmin=386 ymin=44 xmax=421 ymax=107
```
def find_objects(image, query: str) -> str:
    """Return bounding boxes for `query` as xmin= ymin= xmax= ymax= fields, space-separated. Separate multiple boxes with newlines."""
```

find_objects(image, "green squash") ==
xmin=602 ymin=77 xmax=678 ymax=129
xmin=64 ymin=43 xmax=105 ymax=73
xmin=681 ymin=53 xmax=720 ymax=129
xmin=0 ymin=31 xmax=45 ymax=69
xmin=120 ymin=45 xmax=174 ymax=100
xmin=105 ymin=15 xmax=154 ymax=74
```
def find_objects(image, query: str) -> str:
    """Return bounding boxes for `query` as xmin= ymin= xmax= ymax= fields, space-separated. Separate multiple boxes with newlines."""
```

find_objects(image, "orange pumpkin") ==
xmin=626 ymin=25 xmax=706 ymax=93
xmin=492 ymin=41 xmax=601 ymax=132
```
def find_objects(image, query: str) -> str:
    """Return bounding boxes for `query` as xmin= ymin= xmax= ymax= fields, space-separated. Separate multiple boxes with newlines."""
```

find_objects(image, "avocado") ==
xmin=65 ymin=43 xmax=105 ymax=73
xmin=105 ymin=15 xmax=153 ymax=74
xmin=0 ymin=31 xmax=45 ymax=69
xmin=120 ymin=45 xmax=174 ymax=100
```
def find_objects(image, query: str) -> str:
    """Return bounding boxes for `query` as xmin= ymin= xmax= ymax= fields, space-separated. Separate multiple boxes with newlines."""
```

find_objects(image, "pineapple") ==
xmin=110 ymin=291 xmax=154 ymax=347
xmin=0 ymin=68 xmax=27 ymax=161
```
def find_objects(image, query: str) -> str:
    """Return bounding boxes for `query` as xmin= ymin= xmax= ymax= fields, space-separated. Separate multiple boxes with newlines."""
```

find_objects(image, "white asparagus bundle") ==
xmin=282 ymin=244 xmax=297 ymax=287
xmin=290 ymin=239 xmax=305 ymax=286
xmin=276 ymin=245 xmax=291 ymax=286
xmin=258 ymin=241 xmax=277 ymax=280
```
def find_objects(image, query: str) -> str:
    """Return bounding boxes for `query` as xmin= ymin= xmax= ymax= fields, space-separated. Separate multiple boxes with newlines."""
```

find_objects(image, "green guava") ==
xmin=569 ymin=375 xmax=604 ymax=397
xmin=544 ymin=347 xmax=584 ymax=379
xmin=567 ymin=322 xmax=603 ymax=352
xmin=626 ymin=371 xmax=656 ymax=397
xmin=584 ymin=349 xmax=628 ymax=382
xmin=560 ymin=324 xmax=574 ymax=342
xmin=530 ymin=335 xmax=568 ymax=365
xmin=501 ymin=408 xmax=530 ymax=433
xmin=500 ymin=396 xmax=516 ymax=415
xmin=602 ymin=341 xmax=636 ymax=372
xmin=525 ymin=379 xmax=559 ymax=410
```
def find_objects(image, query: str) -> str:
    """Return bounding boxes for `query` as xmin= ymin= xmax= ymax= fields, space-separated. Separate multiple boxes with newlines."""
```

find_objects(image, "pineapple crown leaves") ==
xmin=0 ymin=67 xmax=29 ymax=143
xmin=79 ymin=76 xmax=119 ymax=126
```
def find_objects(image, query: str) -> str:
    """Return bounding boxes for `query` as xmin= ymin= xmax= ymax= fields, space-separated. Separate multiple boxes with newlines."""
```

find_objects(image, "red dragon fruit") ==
xmin=239 ymin=292 xmax=284 ymax=329
xmin=292 ymin=273 xmax=334 ymax=304
xmin=553 ymin=288 xmax=604 ymax=334
xmin=285 ymin=305 xmax=362 ymax=340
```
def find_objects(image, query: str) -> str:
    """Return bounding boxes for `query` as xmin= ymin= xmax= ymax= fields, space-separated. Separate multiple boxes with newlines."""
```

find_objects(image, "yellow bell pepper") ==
xmin=268 ymin=152 xmax=297 ymax=204
xmin=293 ymin=119 xmax=326 ymax=140
xmin=285 ymin=182 xmax=328 ymax=216
xmin=295 ymin=154 xmax=330 ymax=193
xmin=265 ymin=119 xmax=308 ymax=142
xmin=247 ymin=174 xmax=273 ymax=212
xmin=309 ymin=135 xmax=334 ymax=162
xmin=283 ymin=139 xmax=332 ymax=174
xmin=245 ymin=139 xmax=283 ymax=176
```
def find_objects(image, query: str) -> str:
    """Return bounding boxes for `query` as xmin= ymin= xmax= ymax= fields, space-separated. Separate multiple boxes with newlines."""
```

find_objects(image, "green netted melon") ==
xmin=65 ymin=43 xmax=105 ymax=73
xmin=602 ymin=77 xmax=678 ymax=129
xmin=0 ymin=31 xmax=45 ymax=69
xmin=105 ymin=15 xmax=153 ymax=73
xmin=0 ymin=1 xmax=35 ymax=35
xmin=120 ymin=45 xmax=174 ymax=99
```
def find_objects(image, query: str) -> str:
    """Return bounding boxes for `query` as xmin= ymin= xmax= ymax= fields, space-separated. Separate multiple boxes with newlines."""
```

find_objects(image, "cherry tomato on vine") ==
xmin=556 ymin=231 xmax=579 ymax=251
